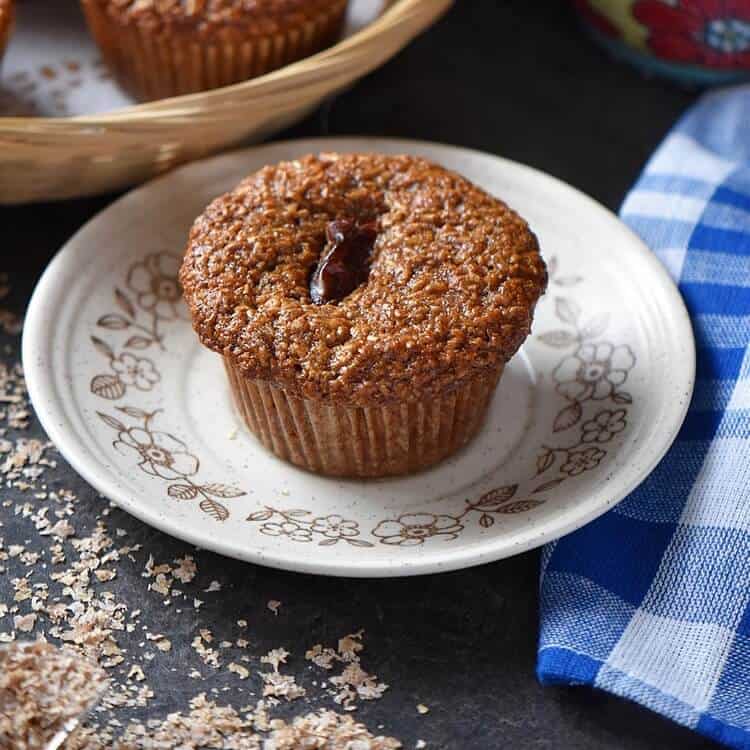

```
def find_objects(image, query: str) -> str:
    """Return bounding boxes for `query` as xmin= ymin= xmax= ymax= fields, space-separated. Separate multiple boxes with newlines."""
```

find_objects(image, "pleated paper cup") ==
xmin=224 ymin=358 xmax=504 ymax=478
xmin=80 ymin=0 xmax=348 ymax=102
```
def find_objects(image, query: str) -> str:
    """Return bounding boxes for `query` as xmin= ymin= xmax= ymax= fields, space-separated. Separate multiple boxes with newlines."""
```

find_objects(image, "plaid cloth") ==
xmin=537 ymin=85 xmax=750 ymax=749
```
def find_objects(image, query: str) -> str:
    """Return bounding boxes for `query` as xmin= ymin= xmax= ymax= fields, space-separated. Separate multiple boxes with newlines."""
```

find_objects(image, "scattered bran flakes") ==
xmin=0 ymin=282 xmax=403 ymax=749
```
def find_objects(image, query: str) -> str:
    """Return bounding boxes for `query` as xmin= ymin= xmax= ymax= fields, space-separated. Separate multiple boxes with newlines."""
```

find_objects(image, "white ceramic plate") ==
xmin=23 ymin=137 xmax=694 ymax=577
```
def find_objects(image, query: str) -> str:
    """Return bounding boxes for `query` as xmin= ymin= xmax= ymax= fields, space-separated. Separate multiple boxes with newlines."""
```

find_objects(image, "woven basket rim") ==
xmin=0 ymin=0 xmax=451 ymax=128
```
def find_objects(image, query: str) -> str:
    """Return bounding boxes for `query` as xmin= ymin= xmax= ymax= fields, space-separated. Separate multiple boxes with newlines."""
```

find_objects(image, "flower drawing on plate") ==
xmin=260 ymin=521 xmax=314 ymax=543
xmin=127 ymin=253 xmax=184 ymax=321
xmin=532 ymin=262 xmax=636 ymax=496
xmin=114 ymin=426 xmax=198 ymax=481
xmin=554 ymin=342 xmax=635 ymax=403
xmin=560 ymin=447 xmax=606 ymax=477
xmin=98 ymin=407 xmax=245 ymax=522
xmin=371 ymin=514 xmax=464 ymax=547
xmin=90 ymin=252 xmax=185 ymax=401
xmin=582 ymin=409 xmax=627 ymax=444
xmin=247 ymin=508 xmax=373 ymax=547
xmin=110 ymin=352 xmax=160 ymax=391
xmin=633 ymin=0 xmax=750 ymax=69
xmin=311 ymin=515 xmax=361 ymax=540
xmin=91 ymin=250 xmax=638 ymax=547
xmin=537 ymin=291 xmax=634 ymax=433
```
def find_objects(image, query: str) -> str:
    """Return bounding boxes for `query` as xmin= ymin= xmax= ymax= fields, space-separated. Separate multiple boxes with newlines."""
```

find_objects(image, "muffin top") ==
xmin=89 ymin=0 xmax=344 ymax=37
xmin=180 ymin=153 xmax=547 ymax=406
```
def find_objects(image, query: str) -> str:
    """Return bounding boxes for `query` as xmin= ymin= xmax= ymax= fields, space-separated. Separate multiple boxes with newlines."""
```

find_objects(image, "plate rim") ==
xmin=22 ymin=136 xmax=696 ymax=577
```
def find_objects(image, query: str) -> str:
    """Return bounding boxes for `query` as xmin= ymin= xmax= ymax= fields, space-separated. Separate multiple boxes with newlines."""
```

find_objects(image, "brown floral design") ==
xmin=98 ymin=407 xmax=245 ymax=522
xmin=561 ymin=447 xmax=606 ymax=477
xmin=582 ymin=409 xmax=627 ymax=444
xmin=246 ymin=508 xmax=373 ymax=547
xmin=127 ymin=253 xmax=184 ymax=322
xmin=554 ymin=342 xmax=635 ymax=402
xmin=372 ymin=514 xmax=464 ymax=546
xmin=110 ymin=352 xmax=160 ymax=391
xmin=114 ymin=425 xmax=198 ymax=481
xmin=91 ymin=251 xmax=635 ymax=546
xmin=90 ymin=253 xmax=185 ymax=401
xmin=532 ymin=256 xmax=635 ymax=497
xmin=247 ymin=485 xmax=545 ymax=546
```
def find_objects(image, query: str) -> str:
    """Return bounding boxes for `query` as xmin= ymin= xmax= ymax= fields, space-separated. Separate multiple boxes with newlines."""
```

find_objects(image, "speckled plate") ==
xmin=22 ymin=137 xmax=694 ymax=577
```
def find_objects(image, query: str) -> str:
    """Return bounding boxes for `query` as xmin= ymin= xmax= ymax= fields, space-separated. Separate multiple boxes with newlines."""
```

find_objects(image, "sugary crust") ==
xmin=180 ymin=153 xmax=547 ymax=406
xmin=85 ymin=0 xmax=345 ymax=38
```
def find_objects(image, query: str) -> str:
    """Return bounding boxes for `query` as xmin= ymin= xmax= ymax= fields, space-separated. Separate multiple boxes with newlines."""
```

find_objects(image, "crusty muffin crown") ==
xmin=180 ymin=153 xmax=548 ymax=406
xmin=88 ymin=0 xmax=345 ymax=36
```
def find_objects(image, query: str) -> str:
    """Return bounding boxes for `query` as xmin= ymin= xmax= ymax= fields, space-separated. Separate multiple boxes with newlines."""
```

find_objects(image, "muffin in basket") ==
xmin=80 ymin=0 xmax=349 ymax=102
xmin=0 ymin=0 xmax=14 ymax=63
xmin=180 ymin=153 xmax=547 ymax=478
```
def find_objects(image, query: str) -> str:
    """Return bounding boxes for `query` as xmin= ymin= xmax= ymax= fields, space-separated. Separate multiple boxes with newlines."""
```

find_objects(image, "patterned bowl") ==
xmin=573 ymin=0 xmax=750 ymax=86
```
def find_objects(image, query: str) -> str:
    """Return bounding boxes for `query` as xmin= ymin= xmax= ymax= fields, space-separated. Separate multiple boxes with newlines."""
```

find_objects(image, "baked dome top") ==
xmin=89 ymin=0 xmax=344 ymax=37
xmin=180 ymin=153 xmax=547 ymax=405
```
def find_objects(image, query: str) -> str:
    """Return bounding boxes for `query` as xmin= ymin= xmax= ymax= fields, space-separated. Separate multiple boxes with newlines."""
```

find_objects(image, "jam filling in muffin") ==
xmin=181 ymin=153 xmax=547 ymax=477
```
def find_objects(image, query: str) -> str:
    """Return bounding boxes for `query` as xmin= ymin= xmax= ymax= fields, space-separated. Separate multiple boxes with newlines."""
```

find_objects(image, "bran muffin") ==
xmin=180 ymin=153 xmax=547 ymax=478
xmin=80 ymin=0 xmax=349 ymax=102
xmin=0 ymin=0 xmax=14 ymax=64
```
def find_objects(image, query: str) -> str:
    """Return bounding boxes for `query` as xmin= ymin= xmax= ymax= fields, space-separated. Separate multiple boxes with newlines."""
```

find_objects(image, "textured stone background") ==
xmin=2 ymin=1 xmax=719 ymax=747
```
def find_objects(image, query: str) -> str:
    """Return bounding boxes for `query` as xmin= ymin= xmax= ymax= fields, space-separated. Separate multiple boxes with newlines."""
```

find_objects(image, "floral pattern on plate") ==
xmin=88 ymin=250 xmax=636 ymax=538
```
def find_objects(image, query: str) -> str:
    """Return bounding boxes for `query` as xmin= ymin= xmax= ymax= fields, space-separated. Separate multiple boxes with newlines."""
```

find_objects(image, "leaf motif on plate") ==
xmin=200 ymin=483 xmax=245 ymax=499
xmin=479 ymin=513 xmax=495 ymax=528
xmin=124 ymin=335 xmax=152 ymax=350
xmin=346 ymin=539 xmax=375 ymax=548
xmin=114 ymin=288 xmax=136 ymax=319
xmin=555 ymin=297 xmax=581 ymax=325
xmin=91 ymin=374 xmax=125 ymax=400
xmin=168 ymin=484 xmax=199 ymax=500
xmin=498 ymin=500 xmax=544 ymax=514
xmin=199 ymin=497 xmax=229 ymax=522
xmin=579 ymin=313 xmax=610 ymax=340
xmin=533 ymin=478 xmax=565 ymax=494
xmin=536 ymin=451 xmax=555 ymax=475
xmin=537 ymin=330 xmax=579 ymax=348
xmin=91 ymin=335 xmax=114 ymax=360
xmin=246 ymin=509 xmax=274 ymax=523
xmin=97 ymin=313 xmax=130 ymax=330
xmin=97 ymin=411 xmax=127 ymax=432
xmin=117 ymin=406 xmax=152 ymax=419
xmin=554 ymin=275 xmax=583 ymax=287
xmin=553 ymin=401 xmax=582 ymax=432
xmin=474 ymin=484 xmax=517 ymax=508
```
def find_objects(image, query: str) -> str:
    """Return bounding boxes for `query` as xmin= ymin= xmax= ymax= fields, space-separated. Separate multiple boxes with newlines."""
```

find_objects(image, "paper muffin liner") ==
xmin=79 ymin=0 xmax=348 ymax=102
xmin=224 ymin=358 xmax=504 ymax=478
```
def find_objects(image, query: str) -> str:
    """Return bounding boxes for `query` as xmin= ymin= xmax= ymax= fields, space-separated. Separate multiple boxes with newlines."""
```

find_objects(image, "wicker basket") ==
xmin=0 ymin=0 xmax=451 ymax=204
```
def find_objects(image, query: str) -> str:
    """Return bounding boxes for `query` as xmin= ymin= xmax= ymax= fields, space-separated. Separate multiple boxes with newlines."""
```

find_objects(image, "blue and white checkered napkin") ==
xmin=537 ymin=84 xmax=750 ymax=749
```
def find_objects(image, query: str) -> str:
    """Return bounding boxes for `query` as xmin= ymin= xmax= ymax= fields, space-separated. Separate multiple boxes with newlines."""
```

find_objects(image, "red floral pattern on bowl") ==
xmin=634 ymin=0 xmax=750 ymax=69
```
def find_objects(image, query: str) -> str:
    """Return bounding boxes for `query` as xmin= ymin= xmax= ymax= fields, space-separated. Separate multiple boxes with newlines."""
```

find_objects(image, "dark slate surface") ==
xmin=2 ymin=1 xmax=720 ymax=748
